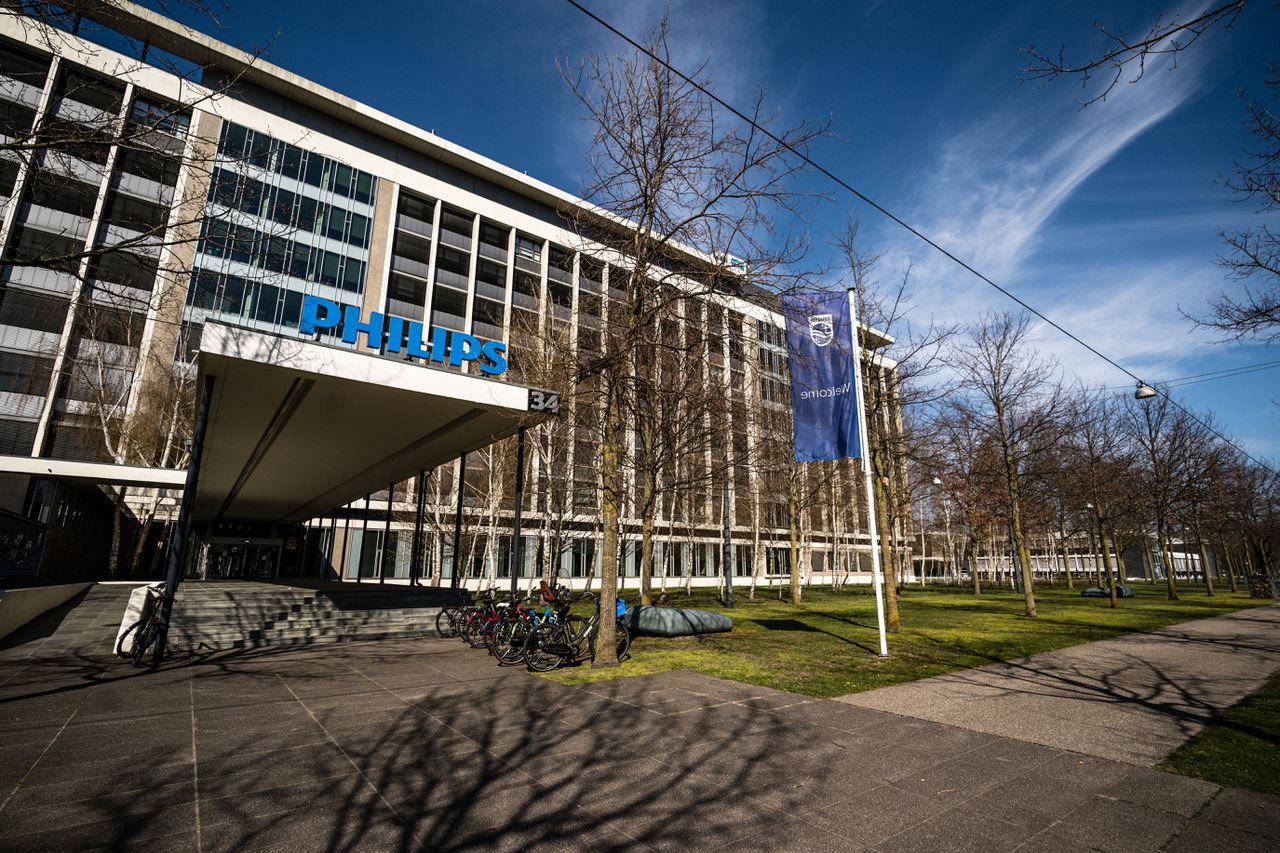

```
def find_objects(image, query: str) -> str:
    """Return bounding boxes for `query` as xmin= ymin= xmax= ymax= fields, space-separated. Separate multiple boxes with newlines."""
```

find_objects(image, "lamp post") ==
xmin=912 ymin=476 xmax=946 ymax=585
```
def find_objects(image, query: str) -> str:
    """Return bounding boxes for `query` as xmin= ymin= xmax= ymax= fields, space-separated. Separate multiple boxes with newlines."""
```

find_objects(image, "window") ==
xmin=288 ymin=244 xmax=311 ymax=280
xmin=318 ymin=251 xmax=340 ymax=286
xmin=431 ymin=286 xmax=467 ymax=318
xmin=0 ymin=351 xmax=53 ymax=394
xmin=0 ymin=287 xmax=67 ymax=332
xmin=326 ymin=206 xmax=347 ymax=241
xmin=354 ymin=172 xmax=374 ymax=204
xmin=281 ymin=290 xmax=303 ymax=327
xmin=253 ymin=283 xmax=280 ymax=323
xmin=348 ymin=212 xmax=369 ymax=248
xmin=101 ymin=192 xmax=168 ymax=231
xmin=91 ymin=251 xmax=157 ymax=292
xmin=26 ymin=171 xmax=97 ymax=218
xmin=479 ymin=221 xmax=508 ymax=249
xmin=57 ymin=70 xmax=123 ymax=113
xmin=515 ymin=235 xmax=541 ymax=262
xmin=129 ymin=96 xmax=190 ymax=137
xmin=219 ymin=275 xmax=246 ymax=316
xmin=473 ymin=297 xmax=503 ymax=327
xmin=0 ymin=43 xmax=50 ymax=86
xmin=341 ymin=259 xmax=363 ymax=293
xmin=117 ymin=148 xmax=181 ymax=186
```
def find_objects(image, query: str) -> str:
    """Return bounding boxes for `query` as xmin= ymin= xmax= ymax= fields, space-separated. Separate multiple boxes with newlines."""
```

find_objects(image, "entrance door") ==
xmin=207 ymin=543 xmax=281 ymax=580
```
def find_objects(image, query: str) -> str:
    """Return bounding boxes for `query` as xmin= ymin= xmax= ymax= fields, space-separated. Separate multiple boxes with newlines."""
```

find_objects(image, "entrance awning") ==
xmin=194 ymin=322 xmax=553 ymax=523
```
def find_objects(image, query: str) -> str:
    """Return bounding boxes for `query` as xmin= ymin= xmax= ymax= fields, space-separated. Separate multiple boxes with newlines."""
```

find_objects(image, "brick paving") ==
xmin=0 ymin=591 xmax=1277 ymax=851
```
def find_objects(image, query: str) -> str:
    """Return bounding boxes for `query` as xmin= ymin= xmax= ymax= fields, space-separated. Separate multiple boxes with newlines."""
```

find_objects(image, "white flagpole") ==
xmin=848 ymin=288 xmax=889 ymax=657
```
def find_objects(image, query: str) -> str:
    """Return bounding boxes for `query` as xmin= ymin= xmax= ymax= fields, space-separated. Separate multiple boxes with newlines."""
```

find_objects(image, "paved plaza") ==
xmin=0 ymin=592 xmax=1278 ymax=851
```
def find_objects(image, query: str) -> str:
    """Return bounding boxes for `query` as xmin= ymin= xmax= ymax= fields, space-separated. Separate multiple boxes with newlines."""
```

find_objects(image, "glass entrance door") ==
xmin=207 ymin=544 xmax=281 ymax=580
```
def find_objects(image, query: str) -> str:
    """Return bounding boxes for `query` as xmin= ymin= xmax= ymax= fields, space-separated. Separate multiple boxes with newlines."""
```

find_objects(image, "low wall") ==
xmin=0 ymin=583 xmax=92 ymax=641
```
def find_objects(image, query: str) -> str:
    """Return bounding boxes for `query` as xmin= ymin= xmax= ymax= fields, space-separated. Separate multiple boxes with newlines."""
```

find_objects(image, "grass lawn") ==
xmin=1161 ymin=672 xmax=1280 ymax=795
xmin=540 ymin=581 xmax=1273 ymax=698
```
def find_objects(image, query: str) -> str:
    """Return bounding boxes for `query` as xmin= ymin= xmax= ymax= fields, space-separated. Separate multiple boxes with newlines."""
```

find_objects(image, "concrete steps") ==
xmin=165 ymin=584 xmax=466 ymax=652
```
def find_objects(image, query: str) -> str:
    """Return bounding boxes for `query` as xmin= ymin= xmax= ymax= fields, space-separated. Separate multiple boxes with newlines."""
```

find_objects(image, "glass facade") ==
xmin=181 ymin=120 xmax=377 ymax=353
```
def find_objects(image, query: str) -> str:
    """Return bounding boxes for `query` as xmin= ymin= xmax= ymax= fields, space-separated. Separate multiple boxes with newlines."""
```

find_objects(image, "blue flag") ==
xmin=781 ymin=290 xmax=863 ymax=462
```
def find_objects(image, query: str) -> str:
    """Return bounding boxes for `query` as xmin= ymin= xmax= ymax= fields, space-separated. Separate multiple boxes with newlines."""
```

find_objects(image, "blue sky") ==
xmin=159 ymin=0 xmax=1277 ymax=457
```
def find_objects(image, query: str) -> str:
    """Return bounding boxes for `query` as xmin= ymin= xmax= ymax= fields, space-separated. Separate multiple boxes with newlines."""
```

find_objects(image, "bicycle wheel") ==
xmin=562 ymin=615 xmax=591 ymax=662
xmin=131 ymin=619 xmax=158 ymax=666
xmin=523 ymin=623 xmax=565 ymax=672
xmin=115 ymin=618 xmax=142 ymax=658
xmin=490 ymin=617 xmax=530 ymax=666
xmin=614 ymin=619 xmax=632 ymax=661
xmin=435 ymin=606 xmax=460 ymax=638
xmin=464 ymin=614 xmax=491 ymax=649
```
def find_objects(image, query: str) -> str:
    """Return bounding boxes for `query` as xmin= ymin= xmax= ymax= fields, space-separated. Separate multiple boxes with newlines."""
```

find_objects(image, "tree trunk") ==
xmin=872 ymin=468 xmax=900 ymax=630
xmin=1157 ymin=516 xmax=1179 ymax=600
xmin=1004 ymin=462 xmax=1037 ymax=617
xmin=1100 ymin=528 xmax=1118 ymax=608
xmin=640 ymin=513 xmax=654 ymax=606
xmin=1057 ymin=521 xmax=1074 ymax=591
xmin=969 ymin=533 xmax=981 ymax=595
xmin=1190 ymin=513 xmax=1213 ymax=597
xmin=594 ymin=401 xmax=621 ymax=668
xmin=1219 ymin=536 xmax=1239 ymax=594
xmin=788 ymin=469 xmax=801 ymax=605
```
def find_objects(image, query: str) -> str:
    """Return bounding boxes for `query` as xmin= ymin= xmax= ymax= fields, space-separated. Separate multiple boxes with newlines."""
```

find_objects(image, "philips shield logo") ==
xmin=808 ymin=314 xmax=834 ymax=347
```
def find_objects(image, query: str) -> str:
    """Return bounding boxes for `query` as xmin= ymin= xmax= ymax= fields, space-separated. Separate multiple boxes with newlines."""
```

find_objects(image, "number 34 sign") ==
xmin=528 ymin=389 xmax=561 ymax=415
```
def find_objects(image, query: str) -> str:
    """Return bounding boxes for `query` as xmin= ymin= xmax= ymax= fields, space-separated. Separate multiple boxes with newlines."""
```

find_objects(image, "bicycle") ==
xmin=115 ymin=583 xmax=168 ymax=666
xmin=487 ymin=585 xmax=562 ymax=666
xmin=522 ymin=588 xmax=630 ymax=672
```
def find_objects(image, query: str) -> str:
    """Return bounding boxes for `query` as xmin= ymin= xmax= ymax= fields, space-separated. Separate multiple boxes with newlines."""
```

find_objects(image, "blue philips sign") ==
xmin=298 ymin=295 xmax=509 ymax=376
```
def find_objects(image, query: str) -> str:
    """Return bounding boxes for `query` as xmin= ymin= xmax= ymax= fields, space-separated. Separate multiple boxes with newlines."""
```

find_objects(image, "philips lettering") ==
xmin=298 ymin=295 xmax=509 ymax=376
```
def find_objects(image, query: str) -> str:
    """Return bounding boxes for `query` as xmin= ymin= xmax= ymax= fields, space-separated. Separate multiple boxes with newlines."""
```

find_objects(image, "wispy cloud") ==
xmin=880 ymin=2 xmax=1217 ymax=383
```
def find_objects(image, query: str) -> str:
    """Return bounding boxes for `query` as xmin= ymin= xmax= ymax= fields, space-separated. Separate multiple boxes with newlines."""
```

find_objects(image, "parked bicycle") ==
xmin=521 ymin=585 xmax=631 ymax=672
xmin=115 ymin=583 xmax=167 ymax=666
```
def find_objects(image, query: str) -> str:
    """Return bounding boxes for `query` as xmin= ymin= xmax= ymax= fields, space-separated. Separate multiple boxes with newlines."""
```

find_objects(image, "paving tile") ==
xmin=876 ymin=806 xmax=1028 ymax=852
xmin=0 ymin=801 xmax=197 ymax=851
xmin=723 ymin=814 xmax=868 ymax=852
xmin=1165 ymin=813 xmax=1278 ymax=852
xmin=1020 ymin=796 xmax=1189 ymax=852
xmin=807 ymin=783 xmax=950 ymax=845
xmin=889 ymin=756 xmax=1020 ymax=803
xmin=1197 ymin=787 xmax=1280 ymax=840
xmin=1099 ymin=767 xmax=1219 ymax=817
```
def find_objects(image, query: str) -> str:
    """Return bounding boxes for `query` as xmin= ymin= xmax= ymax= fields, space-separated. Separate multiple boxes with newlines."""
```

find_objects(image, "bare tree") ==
xmin=948 ymin=311 xmax=1067 ymax=617
xmin=1199 ymin=65 xmax=1280 ymax=343
xmin=1123 ymin=389 xmax=1221 ymax=600
xmin=1021 ymin=1 xmax=1249 ymax=107
xmin=560 ymin=14 xmax=823 ymax=665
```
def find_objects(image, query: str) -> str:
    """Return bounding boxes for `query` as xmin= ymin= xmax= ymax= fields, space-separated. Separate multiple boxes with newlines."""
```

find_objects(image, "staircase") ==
xmin=165 ymin=582 xmax=468 ymax=652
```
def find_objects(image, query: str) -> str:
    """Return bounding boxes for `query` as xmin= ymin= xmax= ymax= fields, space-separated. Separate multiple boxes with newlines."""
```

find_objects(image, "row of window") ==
xmin=218 ymin=121 xmax=376 ymax=204
xmin=198 ymin=219 xmax=365 ymax=294
xmin=209 ymin=167 xmax=371 ymax=248
xmin=186 ymin=269 xmax=315 ymax=329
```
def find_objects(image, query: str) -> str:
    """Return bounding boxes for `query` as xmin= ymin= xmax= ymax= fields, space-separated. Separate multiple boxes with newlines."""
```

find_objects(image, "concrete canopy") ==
xmin=194 ymin=322 xmax=552 ymax=523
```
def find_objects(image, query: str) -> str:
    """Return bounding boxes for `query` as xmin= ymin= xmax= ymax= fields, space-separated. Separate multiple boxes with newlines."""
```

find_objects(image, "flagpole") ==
xmin=848 ymin=288 xmax=889 ymax=657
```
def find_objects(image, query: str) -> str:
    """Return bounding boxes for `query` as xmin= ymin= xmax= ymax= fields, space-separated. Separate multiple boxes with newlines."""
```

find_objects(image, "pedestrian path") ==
xmin=839 ymin=604 xmax=1280 ymax=766
xmin=1 ymin=601 xmax=1278 ymax=850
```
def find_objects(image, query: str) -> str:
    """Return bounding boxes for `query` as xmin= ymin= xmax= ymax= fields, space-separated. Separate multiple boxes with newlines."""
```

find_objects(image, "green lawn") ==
xmin=540 ymin=582 xmax=1273 ymax=698
xmin=1161 ymin=672 xmax=1280 ymax=795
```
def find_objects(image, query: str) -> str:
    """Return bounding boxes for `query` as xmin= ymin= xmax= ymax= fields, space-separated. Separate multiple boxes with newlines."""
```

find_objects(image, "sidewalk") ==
xmin=839 ymin=604 xmax=1280 ymax=766
xmin=1 ymin=597 xmax=1277 ymax=850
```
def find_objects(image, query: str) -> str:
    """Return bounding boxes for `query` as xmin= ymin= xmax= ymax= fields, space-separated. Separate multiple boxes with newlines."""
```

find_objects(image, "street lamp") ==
xmin=1134 ymin=382 xmax=1158 ymax=400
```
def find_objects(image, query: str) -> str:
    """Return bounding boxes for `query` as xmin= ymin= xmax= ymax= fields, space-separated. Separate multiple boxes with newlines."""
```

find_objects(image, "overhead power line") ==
xmin=1100 ymin=359 xmax=1280 ymax=391
xmin=563 ymin=0 xmax=1276 ymax=471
